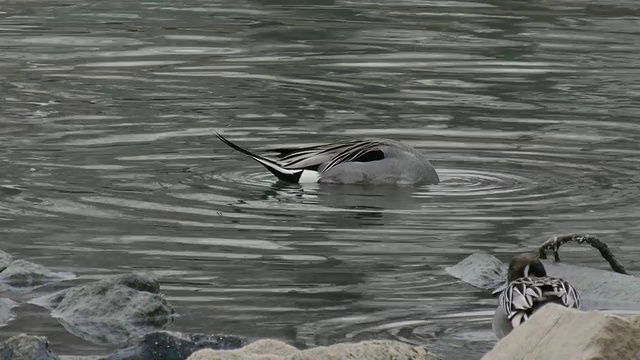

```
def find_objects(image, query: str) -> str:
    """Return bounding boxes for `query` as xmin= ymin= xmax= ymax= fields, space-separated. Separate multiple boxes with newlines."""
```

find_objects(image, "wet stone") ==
xmin=0 ymin=251 xmax=13 ymax=272
xmin=33 ymin=273 xmax=175 ymax=345
xmin=103 ymin=331 xmax=247 ymax=360
xmin=0 ymin=334 xmax=60 ymax=360
xmin=0 ymin=298 xmax=18 ymax=328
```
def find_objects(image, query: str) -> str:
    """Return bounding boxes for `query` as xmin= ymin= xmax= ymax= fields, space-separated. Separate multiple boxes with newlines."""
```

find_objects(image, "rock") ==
xmin=186 ymin=339 xmax=439 ymax=360
xmin=482 ymin=304 xmax=640 ymax=360
xmin=113 ymin=273 xmax=161 ymax=294
xmin=0 ymin=298 xmax=18 ymax=328
xmin=0 ymin=259 xmax=75 ymax=291
xmin=187 ymin=339 xmax=298 ymax=360
xmin=103 ymin=331 xmax=247 ymax=360
xmin=0 ymin=250 xmax=13 ymax=272
xmin=543 ymin=261 xmax=640 ymax=307
xmin=0 ymin=334 xmax=60 ymax=360
xmin=290 ymin=340 xmax=438 ymax=360
xmin=32 ymin=273 xmax=175 ymax=345
xmin=445 ymin=253 xmax=507 ymax=291
xmin=446 ymin=253 xmax=640 ymax=309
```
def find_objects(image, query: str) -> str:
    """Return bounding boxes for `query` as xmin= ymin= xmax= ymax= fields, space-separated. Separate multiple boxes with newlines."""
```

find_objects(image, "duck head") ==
xmin=507 ymin=253 xmax=547 ymax=282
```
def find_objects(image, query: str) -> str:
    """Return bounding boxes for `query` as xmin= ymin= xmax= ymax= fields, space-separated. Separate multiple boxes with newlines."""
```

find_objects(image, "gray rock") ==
xmin=446 ymin=253 xmax=640 ymax=309
xmin=112 ymin=273 xmax=161 ymax=294
xmin=0 ymin=259 xmax=75 ymax=291
xmin=32 ymin=273 xmax=175 ymax=345
xmin=0 ymin=298 xmax=18 ymax=328
xmin=444 ymin=253 xmax=507 ymax=291
xmin=0 ymin=334 xmax=60 ymax=360
xmin=0 ymin=251 xmax=13 ymax=272
xmin=103 ymin=331 xmax=247 ymax=360
xmin=543 ymin=261 xmax=640 ymax=308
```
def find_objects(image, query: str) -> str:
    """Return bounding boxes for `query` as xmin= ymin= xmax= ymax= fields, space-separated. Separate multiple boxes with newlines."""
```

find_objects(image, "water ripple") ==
xmin=1 ymin=0 xmax=640 ymax=359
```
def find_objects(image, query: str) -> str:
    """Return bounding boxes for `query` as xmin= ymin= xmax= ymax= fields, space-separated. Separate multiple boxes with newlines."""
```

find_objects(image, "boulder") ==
xmin=103 ymin=331 xmax=247 ymax=360
xmin=0 ymin=298 xmax=18 ymax=328
xmin=186 ymin=339 xmax=439 ymax=360
xmin=0 ymin=256 xmax=75 ymax=292
xmin=446 ymin=253 xmax=640 ymax=309
xmin=0 ymin=334 xmax=60 ymax=360
xmin=482 ymin=304 xmax=640 ymax=360
xmin=0 ymin=250 xmax=13 ymax=271
xmin=31 ymin=273 xmax=175 ymax=345
xmin=445 ymin=253 xmax=506 ymax=291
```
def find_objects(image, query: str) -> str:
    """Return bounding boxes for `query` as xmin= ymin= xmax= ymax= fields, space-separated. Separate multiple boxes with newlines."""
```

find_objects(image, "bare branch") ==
xmin=538 ymin=233 xmax=630 ymax=276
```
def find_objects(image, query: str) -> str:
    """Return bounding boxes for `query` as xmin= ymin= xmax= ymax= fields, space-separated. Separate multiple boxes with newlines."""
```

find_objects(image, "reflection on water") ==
xmin=2 ymin=0 xmax=640 ymax=358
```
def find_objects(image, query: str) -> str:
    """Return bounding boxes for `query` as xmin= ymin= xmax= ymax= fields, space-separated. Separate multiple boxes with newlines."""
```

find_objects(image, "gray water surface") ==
xmin=1 ymin=0 xmax=640 ymax=358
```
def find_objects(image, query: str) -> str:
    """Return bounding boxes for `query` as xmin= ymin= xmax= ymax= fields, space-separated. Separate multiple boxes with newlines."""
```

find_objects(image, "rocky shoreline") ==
xmin=0 ymin=248 xmax=443 ymax=360
xmin=2 ymin=236 xmax=640 ymax=360
xmin=0 ymin=249 xmax=252 ymax=360
xmin=4 ymin=305 xmax=640 ymax=360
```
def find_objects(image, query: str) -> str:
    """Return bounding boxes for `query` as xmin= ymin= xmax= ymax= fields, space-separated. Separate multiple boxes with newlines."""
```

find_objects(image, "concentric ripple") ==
xmin=430 ymin=168 xmax=536 ymax=197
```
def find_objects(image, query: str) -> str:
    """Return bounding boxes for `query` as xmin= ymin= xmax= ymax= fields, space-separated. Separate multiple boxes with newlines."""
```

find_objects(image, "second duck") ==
xmin=493 ymin=253 xmax=581 ymax=339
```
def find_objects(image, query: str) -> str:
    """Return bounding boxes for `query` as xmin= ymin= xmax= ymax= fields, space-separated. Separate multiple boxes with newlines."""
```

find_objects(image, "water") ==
xmin=1 ymin=0 xmax=640 ymax=358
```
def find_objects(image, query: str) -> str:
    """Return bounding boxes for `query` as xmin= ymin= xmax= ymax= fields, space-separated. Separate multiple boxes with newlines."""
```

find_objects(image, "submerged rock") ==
xmin=0 ymin=249 xmax=75 ymax=292
xmin=0 ymin=259 xmax=75 ymax=291
xmin=0 ymin=298 xmax=18 ymax=328
xmin=0 ymin=334 xmax=60 ymax=360
xmin=103 ymin=331 xmax=247 ymax=360
xmin=32 ymin=273 xmax=175 ymax=345
xmin=482 ymin=304 xmax=640 ymax=360
xmin=187 ymin=339 xmax=439 ymax=360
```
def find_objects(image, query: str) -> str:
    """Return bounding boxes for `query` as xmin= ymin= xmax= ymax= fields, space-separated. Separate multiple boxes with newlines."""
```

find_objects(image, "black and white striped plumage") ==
xmin=267 ymin=139 xmax=386 ymax=173
xmin=499 ymin=276 xmax=581 ymax=329
xmin=215 ymin=132 xmax=439 ymax=185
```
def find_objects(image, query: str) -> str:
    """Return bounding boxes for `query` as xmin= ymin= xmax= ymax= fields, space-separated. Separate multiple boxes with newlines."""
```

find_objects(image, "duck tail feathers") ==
xmin=215 ymin=132 xmax=303 ymax=183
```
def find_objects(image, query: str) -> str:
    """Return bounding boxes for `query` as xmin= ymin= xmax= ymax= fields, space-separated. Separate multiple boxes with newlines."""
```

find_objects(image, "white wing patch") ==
xmin=500 ymin=276 xmax=581 ymax=328
xmin=298 ymin=170 xmax=320 ymax=183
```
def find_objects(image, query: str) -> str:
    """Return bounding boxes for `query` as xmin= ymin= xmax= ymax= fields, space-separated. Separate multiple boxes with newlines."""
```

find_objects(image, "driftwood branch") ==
xmin=538 ymin=233 xmax=630 ymax=276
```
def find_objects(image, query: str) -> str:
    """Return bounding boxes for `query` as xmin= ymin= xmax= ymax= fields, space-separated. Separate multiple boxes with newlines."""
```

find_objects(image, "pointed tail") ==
xmin=215 ymin=132 xmax=303 ymax=183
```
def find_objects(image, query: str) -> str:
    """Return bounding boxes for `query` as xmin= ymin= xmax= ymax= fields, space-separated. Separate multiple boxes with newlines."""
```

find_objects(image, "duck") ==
xmin=215 ymin=132 xmax=439 ymax=185
xmin=492 ymin=253 xmax=581 ymax=339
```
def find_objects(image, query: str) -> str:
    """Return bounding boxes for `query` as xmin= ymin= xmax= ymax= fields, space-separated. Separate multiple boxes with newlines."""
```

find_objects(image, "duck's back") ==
xmin=494 ymin=276 xmax=581 ymax=338
xmin=318 ymin=141 xmax=439 ymax=185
